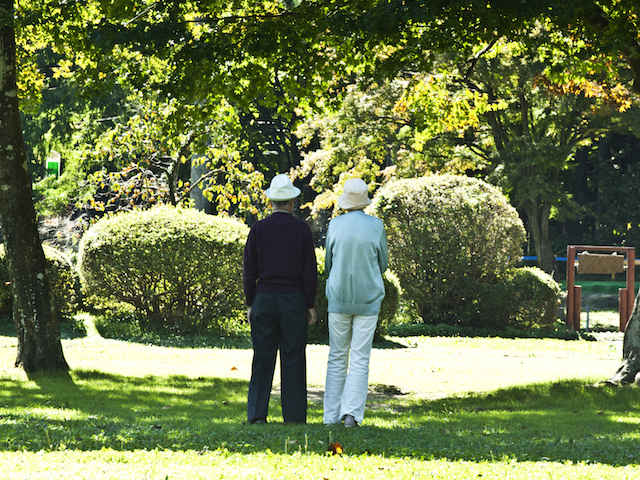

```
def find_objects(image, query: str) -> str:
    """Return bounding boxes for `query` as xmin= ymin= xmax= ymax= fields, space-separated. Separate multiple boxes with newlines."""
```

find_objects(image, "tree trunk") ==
xmin=0 ymin=1 xmax=68 ymax=374
xmin=525 ymin=203 xmax=554 ymax=274
xmin=606 ymin=290 xmax=640 ymax=386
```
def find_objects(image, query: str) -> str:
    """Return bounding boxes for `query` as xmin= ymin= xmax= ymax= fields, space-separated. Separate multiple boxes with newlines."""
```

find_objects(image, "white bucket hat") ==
xmin=337 ymin=178 xmax=371 ymax=210
xmin=265 ymin=174 xmax=301 ymax=201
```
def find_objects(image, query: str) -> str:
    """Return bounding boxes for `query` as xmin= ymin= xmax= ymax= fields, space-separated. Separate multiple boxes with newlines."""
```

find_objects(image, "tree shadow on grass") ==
xmin=1 ymin=373 xmax=639 ymax=465
xmin=112 ymin=329 xmax=406 ymax=350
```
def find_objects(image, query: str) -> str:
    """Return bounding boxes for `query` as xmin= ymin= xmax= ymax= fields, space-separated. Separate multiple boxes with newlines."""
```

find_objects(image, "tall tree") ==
xmin=0 ymin=0 xmax=68 ymax=373
xmin=453 ymin=37 xmax=614 ymax=273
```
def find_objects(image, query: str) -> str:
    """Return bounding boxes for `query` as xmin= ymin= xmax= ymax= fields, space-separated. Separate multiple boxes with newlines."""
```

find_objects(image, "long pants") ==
xmin=323 ymin=312 xmax=378 ymax=425
xmin=247 ymin=292 xmax=307 ymax=423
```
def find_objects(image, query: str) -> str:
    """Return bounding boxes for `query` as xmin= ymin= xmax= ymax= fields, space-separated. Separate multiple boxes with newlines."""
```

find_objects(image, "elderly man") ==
xmin=243 ymin=174 xmax=318 ymax=424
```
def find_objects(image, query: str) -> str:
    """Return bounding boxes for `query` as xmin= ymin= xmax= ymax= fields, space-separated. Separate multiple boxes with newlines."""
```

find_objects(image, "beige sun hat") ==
xmin=265 ymin=174 xmax=301 ymax=201
xmin=337 ymin=178 xmax=371 ymax=210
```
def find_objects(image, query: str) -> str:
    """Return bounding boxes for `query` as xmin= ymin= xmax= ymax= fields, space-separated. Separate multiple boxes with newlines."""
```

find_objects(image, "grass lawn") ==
xmin=1 ymin=316 xmax=639 ymax=479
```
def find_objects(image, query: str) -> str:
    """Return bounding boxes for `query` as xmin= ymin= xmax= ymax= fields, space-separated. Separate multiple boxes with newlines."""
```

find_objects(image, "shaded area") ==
xmin=0 ymin=316 xmax=86 ymax=340
xmin=1 ymin=372 xmax=639 ymax=465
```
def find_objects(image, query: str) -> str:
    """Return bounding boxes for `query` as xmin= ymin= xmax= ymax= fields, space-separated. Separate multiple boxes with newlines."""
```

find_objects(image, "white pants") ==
xmin=323 ymin=312 xmax=378 ymax=425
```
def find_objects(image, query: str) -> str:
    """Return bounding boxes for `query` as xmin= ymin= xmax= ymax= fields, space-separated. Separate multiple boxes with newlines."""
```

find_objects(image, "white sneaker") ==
xmin=343 ymin=414 xmax=358 ymax=428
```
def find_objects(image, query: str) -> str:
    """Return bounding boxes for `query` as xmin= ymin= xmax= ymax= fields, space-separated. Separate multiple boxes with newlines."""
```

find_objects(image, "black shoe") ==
xmin=249 ymin=418 xmax=266 ymax=424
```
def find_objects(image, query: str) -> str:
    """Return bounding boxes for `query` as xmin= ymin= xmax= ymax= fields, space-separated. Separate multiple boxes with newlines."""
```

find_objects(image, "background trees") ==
xmin=4 ymin=0 xmax=640 ymax=374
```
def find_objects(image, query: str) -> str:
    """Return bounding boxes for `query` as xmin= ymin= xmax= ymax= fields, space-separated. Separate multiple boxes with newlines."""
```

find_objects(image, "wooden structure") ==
xmin=566 ymin=245 xmax=635 ymax=332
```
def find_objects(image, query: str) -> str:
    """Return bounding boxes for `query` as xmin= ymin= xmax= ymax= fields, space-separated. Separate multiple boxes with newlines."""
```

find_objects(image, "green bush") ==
xmin=0 ymin=244 xmax=80 ymax=319
xmin=92 ymin=301 xmax=147 ymax=339
xmin=455 ymin=267 xmax=560 ymax=330
xmin=78 ymin=206 xmax=248 ymax=335
xmin=498 ymin=266 xmax=561 ymax=329
xmin=312 ymin=248 xmax=400 ymax=339
xmin=370 ymin=175 xmax=526 ymax=326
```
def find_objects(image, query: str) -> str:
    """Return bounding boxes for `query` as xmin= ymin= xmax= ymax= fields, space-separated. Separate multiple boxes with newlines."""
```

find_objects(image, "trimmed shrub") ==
xmin=370 ymin=175 xmax=526 ymax=326
xmin=0 ymin=244 xmax=80 ymax=319
xmin=497 ymin=266 xmax=561 ymax=329
xmin=455 ymin=268 xmax=559 ymax=330
xmin=313 ymin=248 xmax=400 ymax=338
xmin=78 ymin=206 xmax=248 ymax=334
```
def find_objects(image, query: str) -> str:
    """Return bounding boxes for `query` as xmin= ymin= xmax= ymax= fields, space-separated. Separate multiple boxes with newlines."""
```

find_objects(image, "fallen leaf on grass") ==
xmin=328 ymin=441 xmax=343 ymax=455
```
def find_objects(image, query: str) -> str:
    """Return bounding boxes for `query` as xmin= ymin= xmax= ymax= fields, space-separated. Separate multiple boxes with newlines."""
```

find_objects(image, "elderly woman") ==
xmin=323 ymin=178 xmax=388 ymax=427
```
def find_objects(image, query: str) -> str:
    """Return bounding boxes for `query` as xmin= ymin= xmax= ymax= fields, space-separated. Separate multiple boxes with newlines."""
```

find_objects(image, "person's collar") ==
xmin=272 ymin=209 xmax=292 ymax=214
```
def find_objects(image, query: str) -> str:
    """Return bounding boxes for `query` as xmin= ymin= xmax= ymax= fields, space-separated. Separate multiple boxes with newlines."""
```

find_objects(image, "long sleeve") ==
xmin=324 ymin=224 xmax=333 ymax=276
xmin=243 ymin=226 xmax=258 ymax=306
xmin=378 ymin=225 xmax=388 ymax=274
xmin=302 ymin=225 xmax=318 ymax=308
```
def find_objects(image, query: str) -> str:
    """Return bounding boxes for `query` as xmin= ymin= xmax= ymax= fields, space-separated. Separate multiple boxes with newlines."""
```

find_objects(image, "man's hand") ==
xmin=307 ymin=308 xmax=317 ymax=326
xmin=246 ymin=307 xmax=252 ymax=324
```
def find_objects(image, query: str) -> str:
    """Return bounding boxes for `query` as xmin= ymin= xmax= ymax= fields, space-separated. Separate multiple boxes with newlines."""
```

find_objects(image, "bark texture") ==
xmin=0 ymin=0 xmax=68 ymax=373
xmin=525 ymin=203 xmax=554 ymax=274
xmin=606 ymin=289 xmax=640 ymax=386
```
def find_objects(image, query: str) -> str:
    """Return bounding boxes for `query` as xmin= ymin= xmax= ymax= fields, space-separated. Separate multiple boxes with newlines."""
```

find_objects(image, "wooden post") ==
xmin=620 ymin=288 xmax=628 ymax=332
xmin=566 ymin=246 xmax=576 ymax=330
xmin=573 ymin=285 xmax=582 ymax=330
xmin=627 ymin=248 xmax=635 ymax=331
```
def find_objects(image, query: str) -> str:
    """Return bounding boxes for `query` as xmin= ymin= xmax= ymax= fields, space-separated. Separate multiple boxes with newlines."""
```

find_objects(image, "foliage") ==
xmin=559 ymin=133 xmax=640 ymax=251
xmin=0 ymin=244 xmax=80 ymax=320
xmin=502 ymin=267 xmax=562 ymax=329
xmin=370 ymin=175 xmax=525 ymax=325
xmin=293 ymin=81 xmax=412 ymax=214
xmin=77 ymin=206 xmax=248 ymax=334
xmin=312 ymin=248 xmax=400 ymax=339
xmin=469 ymin=267 xmax=561 ymax=330
xmin=402 ymin=35 xmax=617 ymax=272
xmin=84 ymin=93 xmax=266 ymax=217
xmin=292 ymin=76 xmax=491 ymax=215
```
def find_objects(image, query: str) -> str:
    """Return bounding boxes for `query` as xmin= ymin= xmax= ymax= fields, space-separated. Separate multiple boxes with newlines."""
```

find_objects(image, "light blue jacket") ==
xmin=325 ymin=210 xmax=388 ymax=316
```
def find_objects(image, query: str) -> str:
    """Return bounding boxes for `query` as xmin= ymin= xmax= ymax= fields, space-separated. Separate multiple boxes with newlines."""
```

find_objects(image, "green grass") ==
xmin=0 ymin=315 xmax=639 ymax=479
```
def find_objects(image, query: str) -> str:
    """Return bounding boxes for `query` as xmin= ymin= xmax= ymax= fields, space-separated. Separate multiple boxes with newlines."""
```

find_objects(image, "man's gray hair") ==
xmin=272 ymin=199 xmax=292 ymax=209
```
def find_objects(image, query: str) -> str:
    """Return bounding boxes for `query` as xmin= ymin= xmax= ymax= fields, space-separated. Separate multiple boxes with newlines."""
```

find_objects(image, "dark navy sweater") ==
xmin=243 ymin=212 xmax=318 ymax=308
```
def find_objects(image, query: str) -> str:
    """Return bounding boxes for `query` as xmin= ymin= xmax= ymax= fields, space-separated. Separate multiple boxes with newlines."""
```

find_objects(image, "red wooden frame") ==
xmin=566 ymin=245 xmax=635 ymax=332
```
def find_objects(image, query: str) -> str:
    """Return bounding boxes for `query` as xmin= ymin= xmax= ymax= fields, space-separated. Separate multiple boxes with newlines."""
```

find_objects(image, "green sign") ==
xmin=46 ymin=151 xmax=61 ymax=177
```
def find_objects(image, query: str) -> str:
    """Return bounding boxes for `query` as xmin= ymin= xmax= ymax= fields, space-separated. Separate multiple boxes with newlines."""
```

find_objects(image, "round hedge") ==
xmin=312 ymin=248 xmax=400 ymax=338
xmin=370 ymin=175 xmax=526 ymax=326
xmin=77 ymin=206 xmax=249 ymax=334
xmin=0 ymin=244 xmax=79 ymax=319
xmin=500 ymin=267 xmax=561 ymax=329
xmin=463 ymin=266 xmax=561 ymax=330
